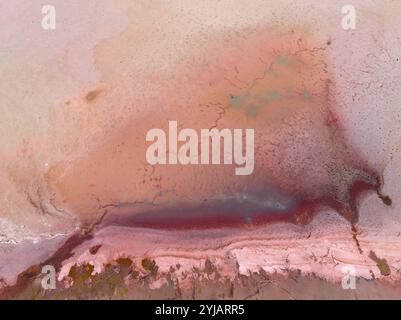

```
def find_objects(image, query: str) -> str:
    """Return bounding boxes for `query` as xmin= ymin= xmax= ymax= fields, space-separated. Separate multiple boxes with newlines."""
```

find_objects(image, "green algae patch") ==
xmin=369 ymin=251 xmax=391 ymax=276
xmin=141 ymin=258 xmax=159 ymax=276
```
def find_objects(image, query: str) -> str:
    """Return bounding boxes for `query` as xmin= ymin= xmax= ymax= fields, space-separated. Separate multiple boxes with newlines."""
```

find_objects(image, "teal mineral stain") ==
xmin=266 ymin=90 xmax=279 ymax=102
xmin=246 ymin=106 xmax=260 ymax=118
xmin=229 ymin=95 xmax=246 ymax=108
xmin=303 ymin=90 xmax=311 ymax=100
xmin=275 ymin=56 xmax=291 ymax=66
xmin=265 ymin=68 xmax=278 ymax=77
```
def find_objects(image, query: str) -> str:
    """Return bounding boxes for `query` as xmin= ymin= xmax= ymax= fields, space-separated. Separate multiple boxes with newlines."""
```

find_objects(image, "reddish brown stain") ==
xmin=85 ymin=89 xmax=101 ymax=103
